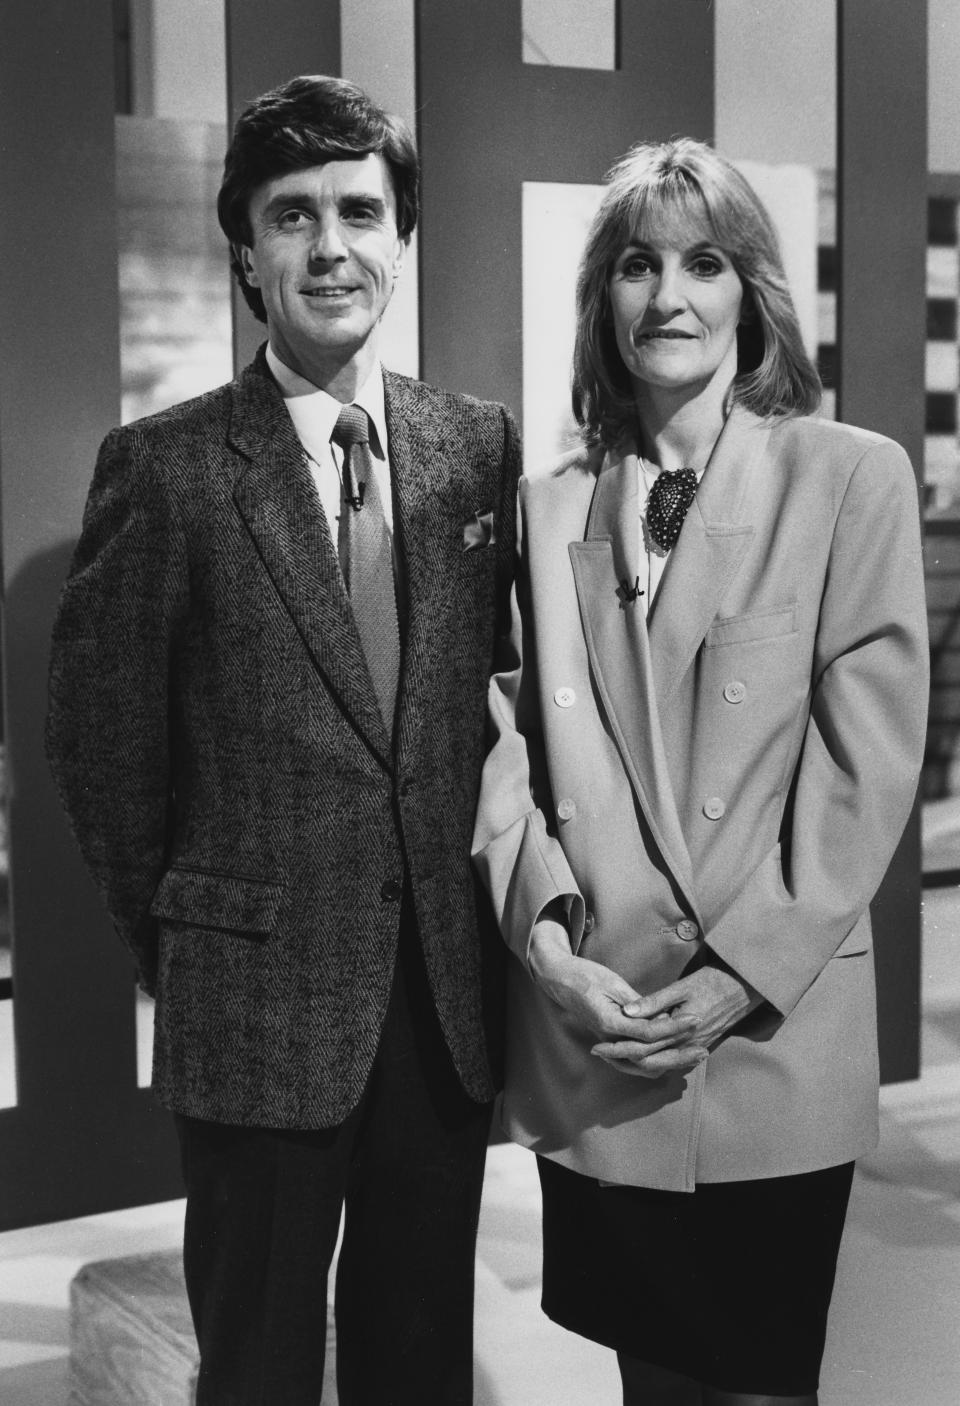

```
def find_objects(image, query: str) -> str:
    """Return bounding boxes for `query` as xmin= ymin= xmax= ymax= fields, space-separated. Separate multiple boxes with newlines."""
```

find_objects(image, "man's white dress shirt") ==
xmin=266 ymin=344 xmax=394 ymax=543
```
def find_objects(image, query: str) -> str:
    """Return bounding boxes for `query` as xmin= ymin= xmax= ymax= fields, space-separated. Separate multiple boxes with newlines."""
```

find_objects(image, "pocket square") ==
xmin=462 ymin=510 xmax=496 ymax=551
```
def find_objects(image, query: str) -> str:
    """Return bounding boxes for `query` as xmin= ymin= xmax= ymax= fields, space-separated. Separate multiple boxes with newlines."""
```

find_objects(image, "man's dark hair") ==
xmin=218 ymin=74 xmax=420 ymax=323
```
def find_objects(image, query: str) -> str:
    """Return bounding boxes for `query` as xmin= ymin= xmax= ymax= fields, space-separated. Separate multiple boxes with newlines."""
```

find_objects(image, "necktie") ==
xmin=646 ymin=467 xmax=698 ymax=551
xmin=332 ymin=404 xmax=400 ymax=734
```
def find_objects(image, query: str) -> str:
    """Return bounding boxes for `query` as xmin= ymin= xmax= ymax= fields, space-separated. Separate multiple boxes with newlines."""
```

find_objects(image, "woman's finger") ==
xmin=621 ymin=981 xmax=690 ymax=1019
xmin=590 ymin=1040 xmax=709 ymax=1074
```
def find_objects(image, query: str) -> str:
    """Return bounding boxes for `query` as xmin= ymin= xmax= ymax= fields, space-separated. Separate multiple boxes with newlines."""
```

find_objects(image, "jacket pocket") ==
xmin=832 ymin=921 xmax=871 ymax=959
xmin=149 ymin=865 xmax=285 ymax=937
xmin=705 ymin=602 xmax=798 ymax=648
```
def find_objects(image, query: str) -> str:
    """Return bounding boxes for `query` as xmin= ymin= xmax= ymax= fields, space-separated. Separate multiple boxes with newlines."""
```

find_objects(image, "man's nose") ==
xmin=309 ymin=217 xmax=348 ymax=262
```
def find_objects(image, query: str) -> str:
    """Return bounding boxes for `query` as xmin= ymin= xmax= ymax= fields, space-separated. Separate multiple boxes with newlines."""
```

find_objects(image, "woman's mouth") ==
xmin=636 ymin=327 xmax=694 ymax=342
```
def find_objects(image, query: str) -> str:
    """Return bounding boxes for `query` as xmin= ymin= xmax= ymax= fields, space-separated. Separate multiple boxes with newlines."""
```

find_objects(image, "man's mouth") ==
xmin=303 ymin=287 xmax=356 ymax=298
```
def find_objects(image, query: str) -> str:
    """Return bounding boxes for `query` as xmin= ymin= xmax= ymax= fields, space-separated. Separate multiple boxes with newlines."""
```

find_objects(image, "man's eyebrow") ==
xmin=338 ymin=191 xmax=388 ymax=211
xmin=259 ymin=190 xmax=317 ymax=219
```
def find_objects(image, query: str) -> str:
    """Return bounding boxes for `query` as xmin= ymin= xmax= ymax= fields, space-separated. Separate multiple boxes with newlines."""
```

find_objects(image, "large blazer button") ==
xmin=380 ymin=878 xmax=404 ymax=902
xmin=723 ymin=680 xmax=746 ymax=704
xmin=703 ymin=796 xmax=726 ymax=821
xmin=676 ymin=919 xmax=700 ymax=942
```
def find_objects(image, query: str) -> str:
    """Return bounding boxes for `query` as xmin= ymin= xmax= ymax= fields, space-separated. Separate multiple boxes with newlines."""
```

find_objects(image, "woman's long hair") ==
xmin=572 ymin=139 xmax=821 ymax=448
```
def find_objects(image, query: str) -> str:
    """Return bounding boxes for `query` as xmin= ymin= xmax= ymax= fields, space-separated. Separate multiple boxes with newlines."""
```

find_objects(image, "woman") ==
xmin=472 ymin=140 xmax=929 ymax=1406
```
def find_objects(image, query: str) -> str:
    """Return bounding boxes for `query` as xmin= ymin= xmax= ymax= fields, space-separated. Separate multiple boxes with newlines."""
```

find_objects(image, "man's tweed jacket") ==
xmin=46 ymin=349 xmax=521 ymax=1129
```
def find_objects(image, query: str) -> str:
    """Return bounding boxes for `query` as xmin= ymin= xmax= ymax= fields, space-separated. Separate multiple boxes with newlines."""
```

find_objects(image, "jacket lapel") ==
xmin=569 ymin=449 xmax=698 ymax=911
xmin=647 ymin=406 xmax=768 ymax=701
xmin=228 ymin=353 xmax=391 ymax=766
xmin=383 ymin=371 xmax=457 ymax=738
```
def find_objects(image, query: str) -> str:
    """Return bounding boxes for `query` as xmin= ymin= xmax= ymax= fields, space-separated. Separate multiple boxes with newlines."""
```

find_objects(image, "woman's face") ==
xmin=608 ymin=214 xmax=744 ymax=402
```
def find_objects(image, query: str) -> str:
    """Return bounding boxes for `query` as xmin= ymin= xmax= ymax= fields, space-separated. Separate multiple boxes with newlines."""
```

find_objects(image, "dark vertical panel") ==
xmin=417 ymin=0 xmax=714 ymax=410
xmin=838 ymin=0 xmax=927 ymax=1083
xmin=0 ymin=0 xmax=182 ymax=1228
xmin=224 ymin=0 xmax=341 ymax=370
xmin=838 ymin=1 xmax=927 ymax=462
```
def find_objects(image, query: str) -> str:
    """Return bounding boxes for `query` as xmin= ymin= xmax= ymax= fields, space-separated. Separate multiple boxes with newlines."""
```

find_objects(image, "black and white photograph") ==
xmin=0 ymin=3 xmax=956 ymax=1404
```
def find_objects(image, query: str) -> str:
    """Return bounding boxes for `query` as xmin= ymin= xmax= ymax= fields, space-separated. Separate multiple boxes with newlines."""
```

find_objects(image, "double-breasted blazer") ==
xmin=47 ymin=350 xmax=520 ymax=1129
xmin=472 ymin=406 xmax=928 ymax=1191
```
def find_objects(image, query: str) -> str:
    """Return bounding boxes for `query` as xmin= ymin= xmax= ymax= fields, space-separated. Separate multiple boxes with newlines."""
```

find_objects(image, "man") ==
xmin=47 ymin=75 xmax=520 ymax=1405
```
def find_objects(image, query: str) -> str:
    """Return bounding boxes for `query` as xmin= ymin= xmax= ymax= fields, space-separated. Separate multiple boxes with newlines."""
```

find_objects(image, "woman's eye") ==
xmin=619 ymin=256 xmax=651 ymax=279
xmin=690 ymin=255 xmax=723 ymax=277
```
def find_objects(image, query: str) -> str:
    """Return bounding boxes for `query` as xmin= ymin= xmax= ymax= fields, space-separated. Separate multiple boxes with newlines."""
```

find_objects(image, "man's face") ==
xmin=239 ymin=153 xmax=406 ymax=389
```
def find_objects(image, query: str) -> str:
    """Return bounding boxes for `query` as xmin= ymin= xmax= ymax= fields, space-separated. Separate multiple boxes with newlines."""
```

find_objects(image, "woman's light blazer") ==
xmin=473 ymin=406 xmax=929 ymax=1191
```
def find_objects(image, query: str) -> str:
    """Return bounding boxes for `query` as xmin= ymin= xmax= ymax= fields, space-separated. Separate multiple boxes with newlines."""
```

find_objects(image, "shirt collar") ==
xmin=265 ymin=343 xmax=389 ymax=461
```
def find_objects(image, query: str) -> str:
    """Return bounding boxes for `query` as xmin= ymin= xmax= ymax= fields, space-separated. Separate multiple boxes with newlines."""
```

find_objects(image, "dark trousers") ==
xmin=174 ymin=902 xmax=493 ymax=1406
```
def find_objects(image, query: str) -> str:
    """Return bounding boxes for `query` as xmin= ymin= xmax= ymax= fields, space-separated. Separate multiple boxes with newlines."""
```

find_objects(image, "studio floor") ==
xmin=1 ymin=876 xmax=958 ymax=1404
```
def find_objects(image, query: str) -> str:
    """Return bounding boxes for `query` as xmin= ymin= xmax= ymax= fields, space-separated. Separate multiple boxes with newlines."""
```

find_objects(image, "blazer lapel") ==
xmin=228 ymin=354 xmax=391 ymax=765
xmin=383 ymin=371 xmax=457 ymax=735
xmin=569 ymin=449 xmax=699 ymax=911
xmin=648 ymin=406 xmax=768 ymax=701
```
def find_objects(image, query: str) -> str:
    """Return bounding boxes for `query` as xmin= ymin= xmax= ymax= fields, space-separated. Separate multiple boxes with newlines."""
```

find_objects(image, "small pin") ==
xmin=616 ymin=576 xmax=644 ymax=609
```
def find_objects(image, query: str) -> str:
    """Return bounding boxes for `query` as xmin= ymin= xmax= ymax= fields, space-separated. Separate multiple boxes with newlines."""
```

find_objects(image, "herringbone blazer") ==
xmin=473 ymin=407 xmax=928 ymax=1191
xmin=47 ymin=349 xmax=520 ymax=1128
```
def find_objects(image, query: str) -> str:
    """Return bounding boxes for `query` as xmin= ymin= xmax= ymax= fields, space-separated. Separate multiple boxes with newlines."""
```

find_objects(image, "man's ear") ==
xmin=238 ymin=245 xmax=260 ymax=287
xmin=393 ymin=235 xmax=410 ymax=282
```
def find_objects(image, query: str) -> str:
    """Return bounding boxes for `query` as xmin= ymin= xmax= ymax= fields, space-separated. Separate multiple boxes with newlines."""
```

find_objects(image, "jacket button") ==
xmin=676 ymin=919 xmax=700 ymax=942
xmin=380 ymin=878 xmax=404 ymax=902
xmin=582 ymin=910 xmax=596 ymax=934
xmin=554 ymin=687 xmax=576 ymax=708
xmin=723 ymin=680 xmax=746 ymax=704
xmin=703 ymin=796 xmax=726 ymax=820
xmin=557 ymin=798 xmax=576 ymax=822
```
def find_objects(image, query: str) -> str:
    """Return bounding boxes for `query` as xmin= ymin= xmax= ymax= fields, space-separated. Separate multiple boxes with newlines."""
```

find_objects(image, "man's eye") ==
xmin=344 ymin=205 xmax=378 ymax=223
xmin=277 ymin=209 xmax=309 ymax=229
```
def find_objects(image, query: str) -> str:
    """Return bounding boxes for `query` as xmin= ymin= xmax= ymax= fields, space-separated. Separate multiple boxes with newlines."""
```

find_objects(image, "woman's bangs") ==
xmin=623 ymin=179 xmax=720 ymax=252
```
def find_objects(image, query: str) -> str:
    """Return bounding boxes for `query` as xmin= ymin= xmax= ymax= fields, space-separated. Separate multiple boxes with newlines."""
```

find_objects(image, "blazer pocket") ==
xmin=149 ymin=865 xmax=285 ymax=937
xmin=705 ymin=602 xmax=798 ymax=648
xmin=832 ymin=923 xmax=871 ymax=959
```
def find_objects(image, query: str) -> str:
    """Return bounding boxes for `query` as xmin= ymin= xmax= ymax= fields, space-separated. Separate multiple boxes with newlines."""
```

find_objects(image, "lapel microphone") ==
xmin=616 ymin=576 xmax=644 ymax=609
xmin=344 ymin=482 xmax=366 ymax=512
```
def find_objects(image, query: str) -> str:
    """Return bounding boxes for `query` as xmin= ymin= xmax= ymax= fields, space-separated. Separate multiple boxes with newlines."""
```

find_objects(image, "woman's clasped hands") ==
xmin=528 ymin=916 xmax=760 ymax=1078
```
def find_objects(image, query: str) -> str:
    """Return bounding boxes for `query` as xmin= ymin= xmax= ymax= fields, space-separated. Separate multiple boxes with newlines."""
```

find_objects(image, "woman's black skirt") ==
xmin=538 ymin=1154 xmax=855 ymax=1396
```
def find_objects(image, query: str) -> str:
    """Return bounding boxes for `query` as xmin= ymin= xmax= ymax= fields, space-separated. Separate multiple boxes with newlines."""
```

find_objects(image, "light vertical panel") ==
xmin=838 ymin=0 xmax=927 ymax=1084
xmin=522 ymin=0 xmax=616 ymax=68
xmin=522 ymin=181 xmax=603 ymax=470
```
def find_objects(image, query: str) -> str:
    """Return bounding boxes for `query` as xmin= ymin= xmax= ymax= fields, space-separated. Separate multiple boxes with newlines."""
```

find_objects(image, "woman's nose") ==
xmin=649 ymin=266 xmax=685 ymax=312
